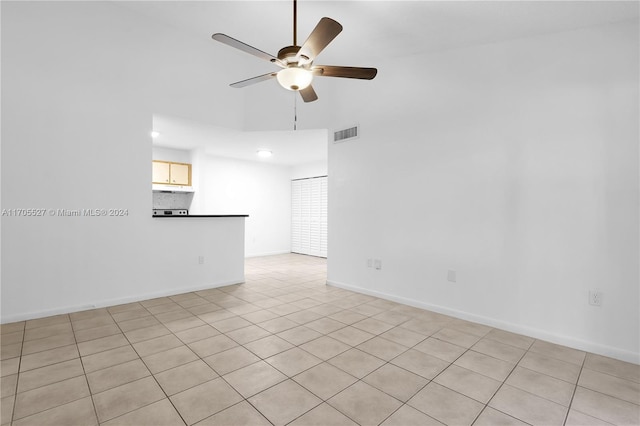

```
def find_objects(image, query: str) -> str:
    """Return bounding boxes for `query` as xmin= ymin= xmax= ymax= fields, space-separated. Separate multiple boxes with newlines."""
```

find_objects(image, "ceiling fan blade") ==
xmin=312 ymin=65 xmax=377 ymax=80
xmin=297 ymin=18 xmax=343 ymax=63
xmin=230 ymin=72 xmax=277 ymax=88
xmin=212 ymin=33 xmax=284 ymax=66
xmin=299 ymin=85 xmax=318 ymax=103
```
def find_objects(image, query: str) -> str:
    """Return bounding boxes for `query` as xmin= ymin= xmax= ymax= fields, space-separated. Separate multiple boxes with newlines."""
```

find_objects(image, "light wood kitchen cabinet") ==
xmin=169 ymin=163 xmax=190 ymax=185
xmin=152 ymin=160 xmax=191 ymax=186
xmin=152 ymin=161 xmax=171 ymax=184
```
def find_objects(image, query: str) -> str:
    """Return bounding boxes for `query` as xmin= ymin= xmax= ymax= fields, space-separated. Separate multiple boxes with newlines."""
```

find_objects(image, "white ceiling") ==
xmin=120 ymin=1 xmax=638 ymax=63
xmin=140 ymin=1 xmax=638 ymax=165
xmin=153 ymin=114 xmax=328 ymax=166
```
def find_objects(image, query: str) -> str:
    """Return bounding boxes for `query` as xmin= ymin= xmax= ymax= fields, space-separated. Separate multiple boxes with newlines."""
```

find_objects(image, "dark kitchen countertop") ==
xmin=153 ymin=215 xmax=249 ymax=218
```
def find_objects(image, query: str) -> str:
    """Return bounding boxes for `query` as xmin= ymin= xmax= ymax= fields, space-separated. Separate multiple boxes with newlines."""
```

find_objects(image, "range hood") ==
xmin=152 ymin=184 xmax=194 ymax=193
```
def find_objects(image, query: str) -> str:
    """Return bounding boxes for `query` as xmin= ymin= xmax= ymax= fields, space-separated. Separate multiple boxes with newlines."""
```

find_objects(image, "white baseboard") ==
xmin=1 ymin=278 xmax=245 ymax=324
xmin=327 ymin=279 xmax=640 ymax=365
xmin=245 ymin=250 xmax=292 ymax=258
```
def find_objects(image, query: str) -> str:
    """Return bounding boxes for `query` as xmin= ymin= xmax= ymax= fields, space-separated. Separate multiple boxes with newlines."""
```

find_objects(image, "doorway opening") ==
xmin=291 ymin=176 xmax=327 ymax=258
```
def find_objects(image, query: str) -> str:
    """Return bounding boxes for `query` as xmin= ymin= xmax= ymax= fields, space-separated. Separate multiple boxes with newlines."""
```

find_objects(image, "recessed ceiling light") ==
xmin=257 ymin=150 xmax=272 ymax=158
xmin=151 ymin=131 xmax=160 ymax=138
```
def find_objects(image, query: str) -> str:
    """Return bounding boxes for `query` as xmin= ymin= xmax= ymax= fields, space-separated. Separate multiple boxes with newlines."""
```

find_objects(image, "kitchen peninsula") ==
xmin=153 ymin=214 xmax=249 ymax=218
xmin=150 ymin=155 xmax=250 ymax=296
xmin=148 ymin=214 xmax=248 ymax=299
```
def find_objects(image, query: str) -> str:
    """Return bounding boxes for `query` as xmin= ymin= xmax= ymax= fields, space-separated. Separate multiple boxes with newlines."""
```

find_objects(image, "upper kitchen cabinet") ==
xmin=170 ymin=163 xmax=190 ymax=185
xmin=152 ymin=160 xmax=191 ymax=186
xmin=152 ymin=161 xmax=170 ymax=184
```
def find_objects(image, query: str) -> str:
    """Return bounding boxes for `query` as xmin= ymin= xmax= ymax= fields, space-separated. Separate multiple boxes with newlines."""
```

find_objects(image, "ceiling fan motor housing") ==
xmin=275 ymin=45 xmax=313 ymax=91
xmin=276 ymin=46 xmax=310 ymax=65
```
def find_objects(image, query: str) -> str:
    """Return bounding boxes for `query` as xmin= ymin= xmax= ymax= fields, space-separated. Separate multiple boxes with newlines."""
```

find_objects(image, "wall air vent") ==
xmin=333 ymin=125 xmax=359 ymax=143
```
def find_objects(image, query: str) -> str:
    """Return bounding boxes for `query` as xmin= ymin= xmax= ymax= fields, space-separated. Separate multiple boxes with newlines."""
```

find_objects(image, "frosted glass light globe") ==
xmin=277 ymin=67 xmax=313 ymax=91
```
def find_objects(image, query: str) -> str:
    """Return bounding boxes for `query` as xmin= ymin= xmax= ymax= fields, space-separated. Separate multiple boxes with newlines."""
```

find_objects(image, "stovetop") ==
xmin=152 ymin=209 xmax=188 ymax=216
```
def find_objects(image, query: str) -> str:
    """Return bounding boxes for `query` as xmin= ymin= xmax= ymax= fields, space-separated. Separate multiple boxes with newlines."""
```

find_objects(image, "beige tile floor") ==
xmin=1 ymin=253 xmax=639 ymax=425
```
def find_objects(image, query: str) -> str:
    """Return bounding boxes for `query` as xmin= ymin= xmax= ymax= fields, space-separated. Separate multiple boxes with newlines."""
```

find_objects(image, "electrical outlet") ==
xmin=447 ymin=269 xmax=457 ymax=283
xmin=374 ymin=259 xmax=382 ymax=270
xmin=589 ymin=290 xmax=603 ymax=306
xmin=198 ymin=256 xmax=205 ymax=265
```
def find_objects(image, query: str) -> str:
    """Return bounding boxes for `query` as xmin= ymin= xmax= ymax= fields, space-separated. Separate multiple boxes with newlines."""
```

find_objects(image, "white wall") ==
xmin=1 ymin=2 xmax=247 ymax=322
xmin=328 ymin=21 xmax=639 ymax=362
xmin=152 ymin=138 xmax=327 ymax=257
xmin=3 ymin=1 xmax=638 ymax=366
xmin=194 ymin=154 xmax=292 ymax=257
xmin=152 ymin=146 xmax=192 ymax=164
xmin=192 ymin=154 xmax=328 ymax=258
xmin=292 ymin=160 xmax=328 ymax=180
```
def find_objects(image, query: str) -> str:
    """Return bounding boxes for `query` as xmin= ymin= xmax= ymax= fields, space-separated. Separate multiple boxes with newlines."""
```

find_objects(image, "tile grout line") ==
xmin=69 ymin=312 xmax=101 ymax=426
xmin=94 ymin=307 xmax=197 ymax=423
xmin=5 ymin=255 xmax=638 ymax=426
xmin=468 ymin=335 xmax=534 ymax=425
xmin=199 ymin=290 xmax=576 ymax=422
xmin=562 ymin=353 xmax=587 ymax=425
xmin=9 ymin=321 xmax=26 ymax=425
xmin=124 ymin=294 xmax=321 ymax=425
xmin=166 ymin=288 xmax=610 ymax=426
xmin=406 ymin=330 xmax=493 ymax=424
xmin=11 ymin=317 xmax=89 ymax=424
xmin=232 ymin=262 xmax=373 ymax=424
xmin=104 ymin=303 xmax=189 ymax=426
xmin=562 ymin=384 xmax=640 ymax=424
xmin=195 ymin=287 xmax=374 ymax=424
xmin=278 ymin=318 xmax=428 ymax=425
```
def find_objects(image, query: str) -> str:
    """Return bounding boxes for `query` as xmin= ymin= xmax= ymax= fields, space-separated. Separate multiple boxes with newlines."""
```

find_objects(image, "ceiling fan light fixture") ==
xmin=277 ymin=67 xmax=313 ymax=91
xmin=212 ymin=1 xmax=376 ymax=102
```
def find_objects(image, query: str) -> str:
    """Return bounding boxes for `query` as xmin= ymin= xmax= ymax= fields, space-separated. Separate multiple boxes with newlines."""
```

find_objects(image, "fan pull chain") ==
xmin=294 ymin=94 xmax=298 ymax=131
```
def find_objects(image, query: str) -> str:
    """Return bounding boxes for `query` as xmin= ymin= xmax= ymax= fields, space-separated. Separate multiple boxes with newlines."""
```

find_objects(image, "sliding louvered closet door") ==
xmin=291 ymin=176 xmax=327 ymax=258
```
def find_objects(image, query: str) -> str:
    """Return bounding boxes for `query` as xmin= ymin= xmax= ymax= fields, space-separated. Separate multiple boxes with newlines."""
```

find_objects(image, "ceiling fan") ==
xmin=211 ymin=0 xmax=377 ymax=103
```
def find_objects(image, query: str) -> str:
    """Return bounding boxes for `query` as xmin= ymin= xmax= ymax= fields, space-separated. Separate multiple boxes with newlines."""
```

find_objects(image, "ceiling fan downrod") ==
xmin=293 ymin=0 xmax=297 ymax=46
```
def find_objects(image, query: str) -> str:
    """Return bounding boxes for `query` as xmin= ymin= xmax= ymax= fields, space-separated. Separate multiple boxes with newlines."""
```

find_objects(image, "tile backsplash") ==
xmin=152 ymin=192 xmax=194 ymax=210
